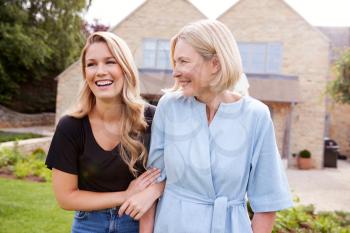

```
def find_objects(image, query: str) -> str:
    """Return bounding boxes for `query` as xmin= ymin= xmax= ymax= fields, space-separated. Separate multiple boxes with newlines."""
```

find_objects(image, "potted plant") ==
xmin=297 ymin=149 xmax=313 ymax=169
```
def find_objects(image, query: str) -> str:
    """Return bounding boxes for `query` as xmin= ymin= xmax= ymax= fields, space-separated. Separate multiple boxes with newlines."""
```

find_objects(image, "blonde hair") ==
xmin=70 ymin=31 xmax=147 ymax=177
xmin=170 ymin=19 xmax=243 ymax=93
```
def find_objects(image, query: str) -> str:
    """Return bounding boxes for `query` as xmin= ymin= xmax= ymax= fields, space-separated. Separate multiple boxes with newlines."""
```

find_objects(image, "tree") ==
xmin=327 ymin=49 xmax=350 ymax=104
xmin=0 ymin=0 xmax=89 ymax=112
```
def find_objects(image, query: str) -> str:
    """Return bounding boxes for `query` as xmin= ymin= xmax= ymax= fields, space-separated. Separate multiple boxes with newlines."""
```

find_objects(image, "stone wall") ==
xmin=0 ymin=137 xmax=52 ymax=155
xmin=0 ymin=105 xmax=54 ymax=128
xmin=329 ymin=103 xmax=350 ymax=157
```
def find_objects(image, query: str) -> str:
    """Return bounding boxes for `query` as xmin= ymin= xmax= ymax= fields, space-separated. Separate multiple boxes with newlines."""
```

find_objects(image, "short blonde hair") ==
xmin=170 ymin=19 xmax=243 ymax=93
xmin=70 ymin=31 xmax=147 ymax=177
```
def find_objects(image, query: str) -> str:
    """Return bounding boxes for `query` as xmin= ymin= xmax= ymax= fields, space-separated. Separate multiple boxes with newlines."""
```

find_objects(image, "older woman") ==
xmin=138 ymin=20 xmax=292 ymax=233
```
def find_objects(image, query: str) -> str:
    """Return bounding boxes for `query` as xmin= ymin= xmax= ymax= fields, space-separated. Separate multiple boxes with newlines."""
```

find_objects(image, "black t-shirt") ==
xmin=45 ymin=104 xmax=156 ymax=192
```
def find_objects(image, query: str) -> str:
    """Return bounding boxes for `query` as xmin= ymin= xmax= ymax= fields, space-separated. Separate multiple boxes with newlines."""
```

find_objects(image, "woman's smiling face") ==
xmin=84 ymin=42 xmax=124 ymax=102
xmin=172 ymin=39 xmax=216 ymax=98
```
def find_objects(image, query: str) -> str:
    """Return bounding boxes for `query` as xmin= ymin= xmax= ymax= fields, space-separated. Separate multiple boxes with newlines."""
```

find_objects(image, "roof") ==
xmin=109 ymin=0 xmax=207 ymax=33
xmin=317 ymin=27 xmax=350 ymax=61
xmin=138 ymin=69 xmax=300 ymax=103
xmin=217 ymin=0 xmax=329 ymax=44
xmin=247 ymin=73 xmax=300 ymax=103
xmin=139 ymin=69 xmax=174 ymax=95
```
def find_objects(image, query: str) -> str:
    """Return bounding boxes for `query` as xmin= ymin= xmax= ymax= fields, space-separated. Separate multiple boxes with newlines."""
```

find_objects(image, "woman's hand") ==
xmin=125 ymin=168 xmax=160 ymax=199
xmin=118 ymin=189 xmax=155 ymax=220
xmin=119 ymin=182 xmax=165 ymax=220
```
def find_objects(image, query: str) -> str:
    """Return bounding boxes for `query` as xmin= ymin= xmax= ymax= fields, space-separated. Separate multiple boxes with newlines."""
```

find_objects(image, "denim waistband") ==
xmin=78 ymin=207 xmax=119 ymax=214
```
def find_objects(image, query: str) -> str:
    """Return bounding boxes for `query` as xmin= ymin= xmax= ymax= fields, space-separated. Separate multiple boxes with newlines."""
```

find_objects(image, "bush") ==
xmin=299 ymin=149 xmax=311 ymax=158
xmin=0 ymin=146 xmax=51 ymax=181
xmin=0 ymin=143 xmax=23 ymax=168
xmin=272 ymin=205 xmax=350 ymax=233
xmin=247 ymin=197 xmax=350 ymax=232
xmin=14 ymin=160 xmax=32 ymax=178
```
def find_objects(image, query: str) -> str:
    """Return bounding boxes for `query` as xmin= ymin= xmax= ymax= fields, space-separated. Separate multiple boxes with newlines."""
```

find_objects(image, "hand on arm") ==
xmin=118 ymin=181 xmax=165 ymax=220
xmin=251 ymin=212 xmax=276 ymax=233
xmin=124 ymin=168 xmax=161 ymax=199
xmin=52 ymin=168 xmax=160 ymax=211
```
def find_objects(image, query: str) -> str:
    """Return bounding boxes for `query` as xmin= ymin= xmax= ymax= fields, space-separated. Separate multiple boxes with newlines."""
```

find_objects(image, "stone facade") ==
xmin=218 ymin=0 xmax=330 ymax=168
xmin=328 ymin=103 xmax=350 ymax=157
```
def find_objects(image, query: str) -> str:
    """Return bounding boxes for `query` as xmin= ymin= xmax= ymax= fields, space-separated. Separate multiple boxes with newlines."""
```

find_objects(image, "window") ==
xmin=143 ymin=39 xmax=171 ymax=70
xmin=238 ymin=42 xmax=282 ymax=74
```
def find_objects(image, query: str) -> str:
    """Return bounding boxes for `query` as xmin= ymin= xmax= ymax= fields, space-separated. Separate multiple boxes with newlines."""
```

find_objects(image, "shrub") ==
xmin=14 ymin=161 xmax=32 ymax=178
xmin=0 ymin=146 xmax=51 ymax=182
xmin=299 ymin=149 xmax=311 ymax=158
xmin=0 ymin=143 xmax=23 ymax=168
xmin=272 ymin=205 xmax=350 ymax=233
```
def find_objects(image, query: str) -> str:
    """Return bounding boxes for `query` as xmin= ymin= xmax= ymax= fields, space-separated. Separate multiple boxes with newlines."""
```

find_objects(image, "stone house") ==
xmin=56 ymin=0 xmax=349 ymax=168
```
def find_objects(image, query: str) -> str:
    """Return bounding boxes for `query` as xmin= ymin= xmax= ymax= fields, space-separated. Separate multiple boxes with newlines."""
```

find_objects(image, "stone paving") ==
xmin=286 ymin=160 xmax=350 ymax=212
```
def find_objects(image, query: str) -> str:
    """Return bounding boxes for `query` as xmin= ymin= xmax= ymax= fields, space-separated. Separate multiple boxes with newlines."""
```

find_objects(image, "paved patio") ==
xmin=287 ymin=160 xmax=350 ymax=212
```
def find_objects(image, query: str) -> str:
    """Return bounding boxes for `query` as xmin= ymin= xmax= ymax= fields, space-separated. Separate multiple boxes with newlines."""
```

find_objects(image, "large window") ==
xmin=238 ymin=42 xmax=283 ymax=74
xmin=143 ymin=39 xmax=171 ymax=70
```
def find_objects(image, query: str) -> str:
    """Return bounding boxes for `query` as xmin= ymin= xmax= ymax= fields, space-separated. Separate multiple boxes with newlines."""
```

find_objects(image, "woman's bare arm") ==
xmin=52 ymin=168 xmax=160 ymax=211
xmin=251 ymin=212 xmax=276 ymax=233
xmin=139 ymin=203 xmax=157 ymax=233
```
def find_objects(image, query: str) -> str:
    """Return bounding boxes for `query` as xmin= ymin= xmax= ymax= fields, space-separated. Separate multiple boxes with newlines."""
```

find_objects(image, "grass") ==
xmin=0 ymin=131 xmax=43 ymax=143
xmin=0 ymin=178 xmax=73 ymax=233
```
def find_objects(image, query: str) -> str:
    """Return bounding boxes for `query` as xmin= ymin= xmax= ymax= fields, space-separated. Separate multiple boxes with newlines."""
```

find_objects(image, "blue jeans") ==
xmin=72 ymin=207 xmax=139 ymax=233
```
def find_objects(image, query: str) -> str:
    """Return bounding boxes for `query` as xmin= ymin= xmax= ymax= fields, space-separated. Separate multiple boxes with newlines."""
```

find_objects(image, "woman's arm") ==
xmin=251 ymin=212 xmax=276 ymax=233
xmin=139 ymin=203 xmax=157 ymax=233
xmin=52 ymin=168 xmax=160 ymax=211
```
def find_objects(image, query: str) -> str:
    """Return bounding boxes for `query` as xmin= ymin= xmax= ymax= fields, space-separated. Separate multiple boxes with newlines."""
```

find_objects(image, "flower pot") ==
xmin=297 ymin=157 xmax=313 ymax=169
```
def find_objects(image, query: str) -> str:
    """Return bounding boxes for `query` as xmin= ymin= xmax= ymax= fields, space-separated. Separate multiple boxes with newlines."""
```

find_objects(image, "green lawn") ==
xmin=0 ymin=131 xmax=43 ymax=143
xmin=1 ymin=178 xmax=349 ymax=232
xmin=0 ymin=178 xmax=72 ymax=233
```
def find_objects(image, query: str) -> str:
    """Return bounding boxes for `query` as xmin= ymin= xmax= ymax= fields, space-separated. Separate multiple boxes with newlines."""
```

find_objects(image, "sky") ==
xmin=84 ymin=0 xmax=350 ymax=28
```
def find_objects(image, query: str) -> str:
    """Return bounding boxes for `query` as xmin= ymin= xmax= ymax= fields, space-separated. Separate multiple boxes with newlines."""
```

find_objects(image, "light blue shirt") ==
xmin=148 ymin=91 xmax=293 ymax=233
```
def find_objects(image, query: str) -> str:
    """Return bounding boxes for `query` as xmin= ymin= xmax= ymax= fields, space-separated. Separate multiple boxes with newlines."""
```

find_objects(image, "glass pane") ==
xmin=250 ymin=44 xmax=266 ymax=73
xmin=157 ymin=50 xmax=171 ymax=69
xmin=143 ymin=50 xmax=156 ymax=68
xmin=158 ymin=40 xmax=170 ymax=50
xmin=238 ymin=43 xmax=250 ymax=71
xmin=267 ymin=43 xmax=282 ymax=73
xmin=143 ymin=39 xmax=157 ymax=49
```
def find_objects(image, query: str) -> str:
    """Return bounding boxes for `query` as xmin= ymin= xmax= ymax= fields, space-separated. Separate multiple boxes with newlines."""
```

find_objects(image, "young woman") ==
xmin=133 ymin=20 xmax=293 ymax=233
xmin=45 ymin=31 xmax=163 ymax=233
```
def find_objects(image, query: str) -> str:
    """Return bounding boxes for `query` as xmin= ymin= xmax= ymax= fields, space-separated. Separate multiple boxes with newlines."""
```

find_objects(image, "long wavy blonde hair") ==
xmin=69 ymin=31 xmax=148 ymax=177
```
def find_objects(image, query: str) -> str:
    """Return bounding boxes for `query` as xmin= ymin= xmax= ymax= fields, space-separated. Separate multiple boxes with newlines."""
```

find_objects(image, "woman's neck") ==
xmin=196 ymin=90 xmax=242 ymax=124
xmin=93 ymin=98 xmax=123 ymax=122
xmin=196 ymin=91 xmax=223 ymax=124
